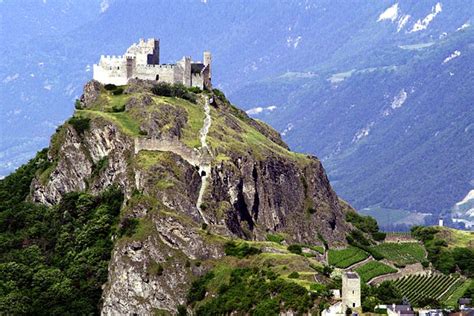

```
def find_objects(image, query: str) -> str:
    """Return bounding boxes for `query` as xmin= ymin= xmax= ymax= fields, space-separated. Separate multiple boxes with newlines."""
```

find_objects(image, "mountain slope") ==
xmin=229 ymin=2 xmax=474 ymax=217
xmin=0 ymin=80 xmax=355 ymax=314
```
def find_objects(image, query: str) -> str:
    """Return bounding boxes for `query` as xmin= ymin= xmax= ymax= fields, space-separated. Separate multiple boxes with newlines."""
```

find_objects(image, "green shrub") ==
xmin=138 ymin=129 xmax=148 ymax=136
xmin=152 ymin=82 xmax=174 ymax=96
xmin=310 ymin=283 xmax=328 ymax=293
xmin=111 ymin=104 xmax=125 ymax=112
xmin=118 ymin=217 xmax=139 ymax=237
xmin=151 ymin=82 xmax=197 ymax=103
xmin=287 ymin=244 xmax=303 ymax=255
xmin=212 ymin=88 xmax=229 ymax=104
xmin=186 ymin=271 xmax=214 ymax=304
xmin=288 ymin=271 xmax=300 ymax=279
xmin=373 ymin=232 xmax=387 ymax=241
xmin=68 ymin=116 xmax=90 ymax=135
xmin=321 ymin=265 xmax=334 ymax=276
xmin=74 ymin=99 xmax=83 ymax=109
xmin=112 ymin=87 xmax=124 ymax=95
xmin=346 ymin=211 xmax=385 ymax=241
xmin=91 ymin=156 xmax=108 ymax=178
xmin=188 ymin=86 xmax=202 ymax=94
xmin=266 ymin=233 xmax=285 ymax=244
xmin=104 ymin=84 xmax=117 ymax=91
xmin=347 ymin=229 xmax=371 ymax=246
xmin=177 ymin=305 xmax=188 ymax=316
xmin=224 ymin=241 xmax=261 ymax=258
xmin=318 ymin=232 xmax=329 ymax=250
xmin=148 ymin=261 xmax=164 ymax=276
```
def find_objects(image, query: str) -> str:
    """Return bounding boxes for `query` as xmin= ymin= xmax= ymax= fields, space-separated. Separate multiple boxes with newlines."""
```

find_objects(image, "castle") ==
xmin=93 ymin=38 xmax=211 ymax=89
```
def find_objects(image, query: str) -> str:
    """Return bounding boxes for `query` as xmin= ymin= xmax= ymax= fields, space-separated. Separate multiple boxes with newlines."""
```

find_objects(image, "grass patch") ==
xmin=328 ymin=247 xmax=369 ymax=268
xmin=224 ymin=241 xmax=261 ymax=258
xmin=179 ymin=98 xmax=205 ymax=149
xmin=76 ymin=110 xmax=141 ymax=136
xmin=130 ymin=217 xmax=155 ymax=241
xmin=266 ymin=233 xmax=285 ymax=244
xmin=355 ymin=261 xmax=397 ymax=283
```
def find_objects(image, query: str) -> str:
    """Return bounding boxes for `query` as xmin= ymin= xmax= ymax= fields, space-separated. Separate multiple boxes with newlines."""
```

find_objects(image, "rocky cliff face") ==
xmin=30 ymin=80 xmax=353 ymax=314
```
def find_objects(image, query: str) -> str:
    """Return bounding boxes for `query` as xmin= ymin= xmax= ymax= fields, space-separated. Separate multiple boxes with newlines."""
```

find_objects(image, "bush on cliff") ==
xmin=151 ymin=82 xmax=197 ymax=103
xmin=224 ymin=241 xmax=261 ymax=258
xmin=68 ymin=116 xmax=90 ymax=135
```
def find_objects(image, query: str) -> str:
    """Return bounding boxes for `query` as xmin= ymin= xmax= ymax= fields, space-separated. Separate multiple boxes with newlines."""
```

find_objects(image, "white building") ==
xmin=386 ymin=304 xmax=415 ymax=316
xmin=323 ymin=272 xmax=361 ymax=316
xmin=342 ymin=272 xmax=361 ymax=309
xmin=93 ymin=38 xmax=211 ymax=89
xmin=322 ymin=302 xmax=346 ymax=316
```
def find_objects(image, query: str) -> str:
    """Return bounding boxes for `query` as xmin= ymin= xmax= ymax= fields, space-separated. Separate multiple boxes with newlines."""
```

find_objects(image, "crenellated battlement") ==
xmin=93 ymin=38 xmax=211 ymax=89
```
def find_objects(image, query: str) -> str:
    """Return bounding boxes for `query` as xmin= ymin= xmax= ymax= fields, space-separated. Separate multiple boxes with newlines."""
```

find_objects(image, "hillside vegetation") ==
xmin=0 ymin=152 xmax=123 ymax=314
xmin=411 ymin=226 xmax=474 ymax=276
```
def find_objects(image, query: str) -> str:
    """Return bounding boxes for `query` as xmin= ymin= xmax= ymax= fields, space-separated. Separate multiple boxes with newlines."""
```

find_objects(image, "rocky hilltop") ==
xmin=29 ymin=80 xmax=353 ymax=314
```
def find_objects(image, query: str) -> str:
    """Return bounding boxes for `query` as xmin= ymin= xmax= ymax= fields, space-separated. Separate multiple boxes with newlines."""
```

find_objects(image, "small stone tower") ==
xmin=342 ymin=272 xmax=361 ymax=309
xmin=203 ymin=51 xmax=212 ymax=79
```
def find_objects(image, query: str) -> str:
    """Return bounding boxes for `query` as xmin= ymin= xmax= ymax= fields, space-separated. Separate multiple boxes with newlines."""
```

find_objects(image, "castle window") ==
xmin=155 ymin=75 xmax=160 ymax=81
xmin=353 ymin=303 xmax=355 ymax=307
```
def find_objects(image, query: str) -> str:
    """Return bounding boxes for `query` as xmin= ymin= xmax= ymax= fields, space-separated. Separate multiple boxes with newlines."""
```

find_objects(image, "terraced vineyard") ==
xmin=355 ymin=261 xmax=397 ymax=282
xmin=370 ymin=242 xmax=425 ymax=266
xmin=392 ymin=274 xmax=462 ymax=306
xmin=328 ymin=247 xmax=369 ymax=268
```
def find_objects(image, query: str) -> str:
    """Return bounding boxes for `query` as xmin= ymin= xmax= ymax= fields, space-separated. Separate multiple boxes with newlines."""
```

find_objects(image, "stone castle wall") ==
xmin=93 ymin=38 xmax=211 ymax=89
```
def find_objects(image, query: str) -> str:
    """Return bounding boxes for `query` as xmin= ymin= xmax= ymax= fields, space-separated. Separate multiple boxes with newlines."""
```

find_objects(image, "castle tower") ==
xmin=181 ymin=56 xmax=192 ymax=87
xmin=342 ymin=272 xmax=361 ymax=309
xmin=203 ymin=51 xmax=212 ymax=79
xmin=147 ymin=38 xmax=160 ymax=65
xmin=202 ymin=51 xmax=212 ymax=89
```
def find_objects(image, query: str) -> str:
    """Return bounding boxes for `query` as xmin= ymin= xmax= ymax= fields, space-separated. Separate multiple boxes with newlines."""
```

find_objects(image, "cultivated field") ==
xmin=355 ymin=261 xmax=397 ymax=282
xmin=370 ymin=242 xmax=425 ymax=266
xmin=392 ymin=274 xmax=462 ymax=306
xmin=328 ymin=247 xmax=369 ymax=268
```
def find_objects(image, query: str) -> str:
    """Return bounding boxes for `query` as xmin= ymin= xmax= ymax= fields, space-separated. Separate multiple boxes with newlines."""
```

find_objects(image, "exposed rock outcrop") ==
xmin=79 ymin=79 xmax=102 ymax=108
xmin=30 ymin=80 xmax=354 ymax=313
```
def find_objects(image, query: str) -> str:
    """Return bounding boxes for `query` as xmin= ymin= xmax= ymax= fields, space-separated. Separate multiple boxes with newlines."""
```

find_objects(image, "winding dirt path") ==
xmin=195 ymin=97 xmax=212 ymax=224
